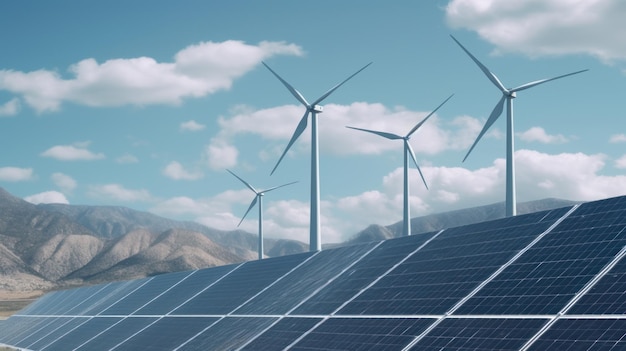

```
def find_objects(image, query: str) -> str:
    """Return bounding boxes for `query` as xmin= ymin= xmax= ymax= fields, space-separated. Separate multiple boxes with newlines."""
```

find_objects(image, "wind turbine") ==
xmin=451 ymin=35 xmax=588 ymax=217
xmin=262 ymin=61 xmax=371 ymax=251
xmin=227 ymin=169 xmax=297 ymax=260
xmin=346 ymin=94 xmax=454 ymax=237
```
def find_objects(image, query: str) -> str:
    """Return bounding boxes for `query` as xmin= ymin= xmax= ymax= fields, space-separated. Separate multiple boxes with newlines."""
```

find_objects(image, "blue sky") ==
xmin=1 ymin=0 xmax=625 ymax=244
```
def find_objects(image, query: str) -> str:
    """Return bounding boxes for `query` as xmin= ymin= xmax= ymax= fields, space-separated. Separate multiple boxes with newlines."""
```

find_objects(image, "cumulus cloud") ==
xmin=146 ymin=147 xmax=626 ymax=243
xmin=0 ymin=167 xmax=34 ymax=182
xmin=215 ymin=102 xmax=467 ymax=160
xmin=24 ymin=191 xmax=69 ymax=204
xmin=518 ymin=126 xmax=568 ymax=144
xmin=41 ymin=142 xmax=105 ymax=161
xmin=0 ymin=40 xmax=303 ymax=113
xmin=0 ymin=98 xmax=19 ymax=116
xmin=51 ymin=172 xmax=77 ymax=193
xmin=162 ymin=161 xmax=203 ymax=180
xmin=446 ymin=0 xmax=626 ymax=64
xmin=205 ymin=139 xmax=238 ymax=170
xmin=615 ymin=155 xmax=626 ymax=169
xmin=88 ymin=184 xmax=152 ymax=202
xmin=180 ymin=120 xmax=206 ymax=132
xmin=610 ymin=134 xmax=626 ymax=143
xmin=116 ymin=153 xmax=139 ymax=164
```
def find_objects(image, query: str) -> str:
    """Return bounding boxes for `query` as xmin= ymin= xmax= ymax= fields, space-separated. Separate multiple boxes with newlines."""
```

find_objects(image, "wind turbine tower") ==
xmin=451 ymin=35 xmax=587 ymax=217
xmin=263 ymin=61 xmax=371 ymax=251
xmin=227 ymin=169 xmax=297 ymax=260
xmin=347 ymin=94 xmax=453 ymax=236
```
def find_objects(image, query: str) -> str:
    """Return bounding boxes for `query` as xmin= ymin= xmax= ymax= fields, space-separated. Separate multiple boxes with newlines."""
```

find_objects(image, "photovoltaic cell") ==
xmin=456 ymin=200 xmax=626 ymax=315
xmin=20 ymin=317 xmax=87 ymax=350
xmin=74 ymin=317 xmax=158 ymax=350
xmin=100 ymin=270 xmax=193 ymax=315
xmin=37 ymin=317 xmax=121 ymax=351
xmin=173 ymin=252 xmax=313 ymax=315
xmin=293 ymin=232 xmax=438 ymax=315
xmin=83 ymin=279 xmax=151 ymax=316
xmin=408 ymin=318 xmax=548 ymax=350
xmin=134 ymin=263 xmax=239 ymax=315
xmin=527 ymin=318 xmax=626 ymax=350
xmin=289 ymin=317 xmax=433 ymax=350
xmin=568 ymin=255 xmax=626 ymax=315
xmin=176 ymin=317 xmax=279 ymax=350
xmin=337 ymin=210 xmax=562 ymax=315
xmin=233 ymin=242 xmax=379 ymax=315
xmin=110 ymin=317 xmax=218 ymax=351
xmin=239 ymin=317 xmax=323 ymax=351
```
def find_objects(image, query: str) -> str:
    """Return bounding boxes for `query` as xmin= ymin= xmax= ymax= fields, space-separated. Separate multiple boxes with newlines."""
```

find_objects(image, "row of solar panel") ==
xmin=2 ymin=195 xmax=626 ymax=350
xmin=2 ymin=315 xmax=626 ymax=350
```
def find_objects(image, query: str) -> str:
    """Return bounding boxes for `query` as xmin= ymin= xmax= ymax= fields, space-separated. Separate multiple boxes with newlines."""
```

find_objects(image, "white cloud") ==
xmin=88 ymin=184 xmax=152 ymax=202
xmin=51 ymin=172 xmax=77 ymax=192
xmin=0 ymin=167 xmax=34 ymax=182
xmin=162 ymin=161 xmax=203 ymax=180
xmin=0 ymin=98 xmax=19 ymax=116
xmin=205 ymin=139 xmax=238 ymax=170
xmin=41 ymin=142 xmax=105 ymax=161
xmin=615 ymin=155 xmax=626 ymax=169
xmin=518 ymin=126 xmax=568 ymax=144
xmin=215 ymin=102 xmax=467 ymax=159
xmin=180 ymin=120 xmax=206 ymax=132
xmin=446 ymin=0 xmax=626 ymax=64
xmin=24 ymin=191 xmax=69 ymax=205
xmin=153 ymin=148 xmax=626 ymax=244
xmin=0 ymin=40 xmax=303 ymax=113
xmin=610 ymin=134 xmax=626 ymax=143
xmin=116 ymin=153 xmax=139 ymax=164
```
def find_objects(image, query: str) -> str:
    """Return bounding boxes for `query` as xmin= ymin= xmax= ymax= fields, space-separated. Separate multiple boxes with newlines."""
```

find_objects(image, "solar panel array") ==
xmin=2 ymin=195 xmax=626 ymax=350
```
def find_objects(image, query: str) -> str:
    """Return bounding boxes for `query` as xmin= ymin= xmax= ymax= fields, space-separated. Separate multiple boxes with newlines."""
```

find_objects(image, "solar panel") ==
xmin=407 ymin=318 xmax=547 ymax=351
xmin=525 ymin=318 xmax=626 ymax=350
xmin=3 ymin=195 xmax=626 ymax=350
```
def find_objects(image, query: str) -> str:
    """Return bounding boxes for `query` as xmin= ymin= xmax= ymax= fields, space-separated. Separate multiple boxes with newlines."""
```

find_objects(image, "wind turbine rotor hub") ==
xmin=312 ymin=105 xmax=324 ymax=113
xmin=508 ymin=91 xmax=517 ymax=98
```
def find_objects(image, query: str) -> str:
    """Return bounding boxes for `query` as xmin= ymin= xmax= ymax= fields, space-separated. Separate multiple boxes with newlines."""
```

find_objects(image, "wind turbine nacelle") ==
xmin=509 ymin=91 xmax=517 ymax=98
xmin=312 ymin=105 xmax=324 ymax=113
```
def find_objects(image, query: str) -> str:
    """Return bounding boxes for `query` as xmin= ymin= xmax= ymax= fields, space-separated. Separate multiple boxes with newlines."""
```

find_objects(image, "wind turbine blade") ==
xmin=312 ymin=62 xmax=372 ymax=106
xmin=238 ymin=196 xmax=258 ymax=227
xmin=261 ymin=181 xmax=298 ymax=193
xmin=511 ymin=69 xmax=589 ymax=93
xmin=407 ymin=93 xmax=454 ymax=137
xmin=406 ymin=141 xmax=428 ymax=190
xmin=271 ymin=111 xmax=309 ymax=175
xmin=346 ymin=126 xmax=403 ymax=140
xmin=262 ymin=62 xmax=310 ymax=107
xmin=450 ymin=35 xmax=507 ymax=93
xmin=463 ymin=95 xmax=506 ymax=162
xmin=226 ymin=169 xmax=257 ymax=193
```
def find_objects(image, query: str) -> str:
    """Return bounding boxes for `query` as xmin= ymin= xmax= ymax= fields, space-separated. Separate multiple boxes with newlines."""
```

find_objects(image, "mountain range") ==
xmin=0 ymin=186 xmax=578 ymax=292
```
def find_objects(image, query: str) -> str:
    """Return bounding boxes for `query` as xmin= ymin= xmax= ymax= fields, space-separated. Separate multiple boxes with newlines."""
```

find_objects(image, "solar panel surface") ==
xmin=2 ymin=195 xmax=626 ymax=351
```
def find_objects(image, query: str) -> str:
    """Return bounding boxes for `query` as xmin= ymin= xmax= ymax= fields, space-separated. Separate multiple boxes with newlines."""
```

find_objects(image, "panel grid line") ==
xmin=331 ymin=229 xmax=446 ymax=316
xmin=165 ymin=262 xmax=244 ymax=316
xmin=519 ymin=244 xmax=626 ymax=351
xmin=228 ymin=251 xmax=321 ymax=316
xmin=235 ymin=241 xmax=384 ymax=351
xmin=401 ymin=204 xmax=579 ymax=351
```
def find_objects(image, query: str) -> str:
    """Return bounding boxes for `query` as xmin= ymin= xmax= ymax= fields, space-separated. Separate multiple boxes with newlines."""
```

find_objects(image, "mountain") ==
xmin=0 ymin=187 xmax=306 ymax=291
xmin=0 ymin=186 xmax=578 ymax=293
xmin=345 ymin=198 xmax=580 ymax=244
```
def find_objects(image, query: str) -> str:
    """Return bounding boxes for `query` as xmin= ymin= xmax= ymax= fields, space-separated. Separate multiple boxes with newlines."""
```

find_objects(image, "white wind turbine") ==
xmin=451 ymin=35 xmax=588 ymax=217
xmin=346 ymin=94 xmax=454 ymax=237
xmin=227 ymin=169 xmax=297 ymax=260
xmin=262 ymin=61 xmax=371 ymax=252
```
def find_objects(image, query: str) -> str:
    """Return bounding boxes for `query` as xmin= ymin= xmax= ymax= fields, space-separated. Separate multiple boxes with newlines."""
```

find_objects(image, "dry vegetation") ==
xmin=0 ymin=290 xmax=43 ymax=319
